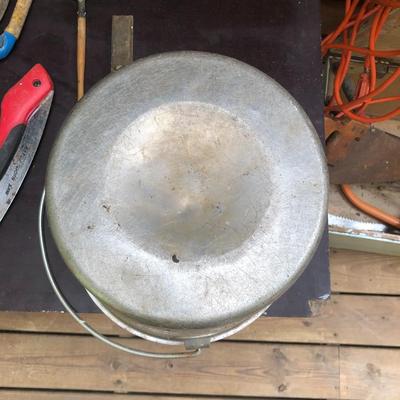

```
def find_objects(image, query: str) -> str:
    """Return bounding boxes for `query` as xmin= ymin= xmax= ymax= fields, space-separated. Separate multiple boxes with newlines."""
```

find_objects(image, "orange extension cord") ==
xmin=323 ymin=0 xmax=400 ymax=229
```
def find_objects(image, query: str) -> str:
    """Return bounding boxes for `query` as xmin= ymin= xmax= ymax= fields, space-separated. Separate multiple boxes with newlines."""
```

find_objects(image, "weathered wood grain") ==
xmin=330 ymin=249 xmax=400 ymax=294
xmin=0 ymin=333 xmax=339 ymax=399
xmin=0 ymin=391 xmax=312 ymax=400
xmin=1 ymin=294 xmax=400 ymax=346
xmin=340 ymin=347 xmax=400 ymax=400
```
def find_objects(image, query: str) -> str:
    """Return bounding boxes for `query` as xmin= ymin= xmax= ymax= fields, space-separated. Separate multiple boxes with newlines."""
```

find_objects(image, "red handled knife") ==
xmin=0 ymin=64 xmax=54 ymax=222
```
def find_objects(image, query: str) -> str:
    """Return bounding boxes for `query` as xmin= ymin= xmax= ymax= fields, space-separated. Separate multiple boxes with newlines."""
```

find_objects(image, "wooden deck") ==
xmin=0 ymin=248 xmax=399 ymax=400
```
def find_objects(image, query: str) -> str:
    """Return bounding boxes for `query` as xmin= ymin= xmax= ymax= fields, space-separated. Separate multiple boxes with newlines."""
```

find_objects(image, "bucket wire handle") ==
xmin=38 ymin=190 xmax=201 ymax=359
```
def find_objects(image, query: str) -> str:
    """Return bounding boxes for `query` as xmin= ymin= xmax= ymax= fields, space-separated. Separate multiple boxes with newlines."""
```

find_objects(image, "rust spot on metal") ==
xmin=325 ymin=117 xmax=400 ymax=183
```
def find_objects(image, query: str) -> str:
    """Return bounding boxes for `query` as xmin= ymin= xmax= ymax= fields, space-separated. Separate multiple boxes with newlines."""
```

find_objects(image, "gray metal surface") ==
xmin=39 ymin=190 xmax=201 ymax=357
xmin=0 ymin=0 xmax=9 ymax=22
xmin=77 ymin=0 xmax=85 ymax=17
xmin=0 ymin=92 xmax=53 ymax=222
xmin=46 ymin=52 xmax=327 ymax=343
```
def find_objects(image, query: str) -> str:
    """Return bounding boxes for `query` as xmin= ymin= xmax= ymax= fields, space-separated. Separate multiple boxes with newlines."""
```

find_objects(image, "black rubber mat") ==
xmin=0 ymin=0 xmax=329 ymax=316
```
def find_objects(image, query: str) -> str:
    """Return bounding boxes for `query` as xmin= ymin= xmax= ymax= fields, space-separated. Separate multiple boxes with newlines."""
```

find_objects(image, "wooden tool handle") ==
xmin=6 ymin=0 xmax=32 ymax=39
xmin=77 ymin=15 xmax=86 ymax=101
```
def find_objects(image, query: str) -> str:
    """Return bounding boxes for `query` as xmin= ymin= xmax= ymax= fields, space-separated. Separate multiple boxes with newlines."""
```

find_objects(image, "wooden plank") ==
xmin=340 ymin=347 xmax=400 ymax=400
xmin=0 ymin=391 xmax=307 ymax=400
xmin=235 ymin=294 xmax=400 ymax=346
xmin=0 ymin=310 xmax=125 ymax=336
xmin=1 ymin=294 xmax=400 ymax=347
xmin=0 ymin=333 xmax=339 ymax=398
xmin=0 ymin=393 xmax=204 ymax=400
xmin=330 ymin=249 xmax=400 ymax=295
xmin=0 ymin=393 xmax=307 ymax=400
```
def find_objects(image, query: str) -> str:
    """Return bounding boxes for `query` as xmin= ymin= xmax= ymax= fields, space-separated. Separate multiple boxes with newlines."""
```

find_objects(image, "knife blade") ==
xmin=0 ymin=64 xmax=54 ymax=222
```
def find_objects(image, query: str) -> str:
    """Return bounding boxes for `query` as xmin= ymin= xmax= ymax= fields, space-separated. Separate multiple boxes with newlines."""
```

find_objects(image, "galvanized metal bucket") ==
xmin=40 ymin=51 xmax=327 ymax=358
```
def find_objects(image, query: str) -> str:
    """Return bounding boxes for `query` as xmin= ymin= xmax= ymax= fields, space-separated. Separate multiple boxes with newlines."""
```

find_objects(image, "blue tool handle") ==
xmin=0 ymin=31 xmax=17 ymax=59
xmin=0 ymin=0 xmax=32 ymax=60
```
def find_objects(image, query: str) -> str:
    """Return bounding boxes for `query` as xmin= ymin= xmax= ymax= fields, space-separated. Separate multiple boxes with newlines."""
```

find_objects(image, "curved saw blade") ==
xmin=328 ymin=213 xmax=387 ymax=232
xmin=0 ymin=92 xmax=53 ymax=222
